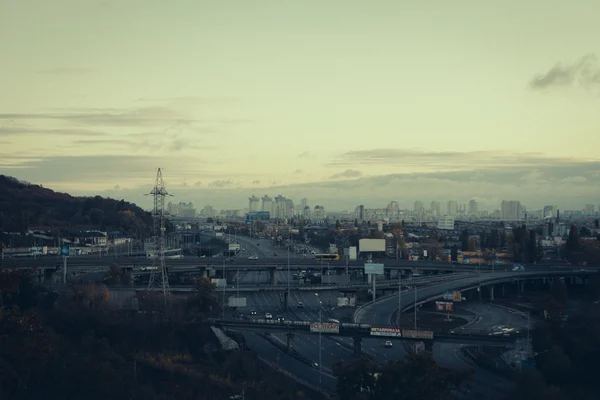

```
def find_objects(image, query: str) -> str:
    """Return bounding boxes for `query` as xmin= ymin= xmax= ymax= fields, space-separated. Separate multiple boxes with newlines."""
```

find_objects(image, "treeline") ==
xmin=0 ymin=271 xmax=320 ymax=400
xmin=0 ymin=175 xmax=153 ymax=237
xmin=509 ymin=278 xmax=600 ymax=400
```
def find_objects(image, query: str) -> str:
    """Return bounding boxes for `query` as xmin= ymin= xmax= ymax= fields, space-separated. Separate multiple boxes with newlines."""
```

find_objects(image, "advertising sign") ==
xmin=435 ymin=301 xmax=454 ymax=312
xmin=359 ymin=238 xmax=386 ymax=252
xmin=442 ymin=291 xmax=453 ymax=301
xmin=310 ymin=322 xmax=339 ymax=333
xmin=452 ymin=291 xmax=462 ymax=302
xmin=402 ymin=329 xmax=434 ymax=340
xmin=370 ymin=327 xmax=402 ymax=337
xmin=60 ymin=244 xmax=70 ymax=256
xmin=364 ymin=263 xmax=384 ymax=275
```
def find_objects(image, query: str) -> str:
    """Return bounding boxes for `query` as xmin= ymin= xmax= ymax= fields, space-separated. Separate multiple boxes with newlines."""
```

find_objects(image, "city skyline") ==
xmin=1 ymin=1 xmax=600 ymax=208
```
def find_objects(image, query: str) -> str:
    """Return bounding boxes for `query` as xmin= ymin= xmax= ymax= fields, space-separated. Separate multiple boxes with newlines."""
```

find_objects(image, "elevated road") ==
xmin=5 ymin=254 xmax=597 ymax=273
xmin=211 ymin=319 xmax=520 ymax=347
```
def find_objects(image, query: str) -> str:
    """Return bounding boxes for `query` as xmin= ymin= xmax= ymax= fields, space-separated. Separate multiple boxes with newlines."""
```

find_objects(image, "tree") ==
xmin=186 ymin=277 xmax=219 ymax=320
xmin=460 ymin=229 xmax=469 ymax=251
xmin=108 ymin=262 xmax=122 ymax=284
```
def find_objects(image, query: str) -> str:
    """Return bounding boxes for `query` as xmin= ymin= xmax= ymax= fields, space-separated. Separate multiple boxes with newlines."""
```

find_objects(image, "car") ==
xmin=250 ymin=310 xmax=257 ymax=315
xmin=248 ymin=255 xmax=259 ymax=260
xmin=297 ymin=302 xmax=303 ymax=308
xmin=265 ymin=313 xmax=272 ymax=319
xmin=277 ymin=317 xmax=285 ymax=322
xmin=384 ymin=341 xmax=393 ymax=348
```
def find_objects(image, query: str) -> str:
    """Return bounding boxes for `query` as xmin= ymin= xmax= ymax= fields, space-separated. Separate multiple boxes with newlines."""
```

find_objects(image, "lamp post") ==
xmin=315 ymin=293 xmax=322 ymax=387
xmin=287 ymin=233 xmax=291 ymax=310
xmin=398 ymin=270 xmax=402 ymax=326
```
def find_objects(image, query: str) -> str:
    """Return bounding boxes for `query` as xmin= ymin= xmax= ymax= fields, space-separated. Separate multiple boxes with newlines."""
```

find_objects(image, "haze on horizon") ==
xmin=1 ymin=0 xmax=600 ymax=211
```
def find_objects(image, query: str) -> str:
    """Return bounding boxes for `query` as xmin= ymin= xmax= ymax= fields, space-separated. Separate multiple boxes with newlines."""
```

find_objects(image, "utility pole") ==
xmin=398 ymin=270 xmax=402 ymax=326
xmin=287 ymin=233 xmax=291 ymax=310
xmin=414 ymin=286 xmax=417 ymax=330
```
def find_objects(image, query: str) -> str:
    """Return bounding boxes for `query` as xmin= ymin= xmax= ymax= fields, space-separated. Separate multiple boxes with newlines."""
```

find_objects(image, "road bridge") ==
xmin=210 ymin=318 xmax=520 ymax=356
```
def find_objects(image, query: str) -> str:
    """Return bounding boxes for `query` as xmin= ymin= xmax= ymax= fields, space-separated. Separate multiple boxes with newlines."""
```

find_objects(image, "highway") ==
xmin=353 ymin=271 xmax=565 ymax=400
xmin=7 ymin=253 xmax=595 ymax=275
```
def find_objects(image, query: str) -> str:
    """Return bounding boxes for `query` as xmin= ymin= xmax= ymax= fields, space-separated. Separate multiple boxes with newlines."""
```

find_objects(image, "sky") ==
xmin=1 ymin=0 xmax=600 ymax=211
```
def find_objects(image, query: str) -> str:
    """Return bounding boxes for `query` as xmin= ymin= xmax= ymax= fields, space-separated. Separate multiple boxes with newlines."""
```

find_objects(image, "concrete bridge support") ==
xmin=424 ymin=341 xmax=434 ymax=353
xmin=353 ymin=337 xmax=362 ymax=356
xmin=489 ymin=286 xmax=495 ymax=302
xmin=226 ymin=270 xmax=237 ymax=283
xmin=269 ymin=268 xmax=278 ymax=285
xmin=286 ymin=332 xmax=294 ymax=352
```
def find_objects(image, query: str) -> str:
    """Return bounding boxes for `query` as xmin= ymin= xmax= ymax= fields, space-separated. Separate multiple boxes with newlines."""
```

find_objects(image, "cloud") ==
xmin=0 ymin=126 xmax=106 ymax=137
xmin=298 ymin=151 xmax=312 ymax=158
xmin=561 ymin=176 xmax=587 ymax=184
xmin=194 ymin=181 xmax=203 ymax=186
xmin=252 ymin=180 xmax=260 ymax=184
xmin=294 ymin=169 xmax=302 ymax=174
xmin=208 ymin=179 xmax=234 ymax=188
xmin=113 ymin=184 xmax=121 ymax=190
xmin=35 ymin=68 xmax=94 ymax=75
xmin=330 ymin=169 xmax=362 ymax=179
xmin=530 ymin=54 xmax=600 ymax=90
xmin=330 ymin=148 xmax=581 ymax=170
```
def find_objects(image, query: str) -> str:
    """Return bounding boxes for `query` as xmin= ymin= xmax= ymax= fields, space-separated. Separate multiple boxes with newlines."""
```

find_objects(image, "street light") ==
xmin=315 ymin=292 xmax=322 ymax=387
xmin=287 ymin=233 xmax=291 ymax=310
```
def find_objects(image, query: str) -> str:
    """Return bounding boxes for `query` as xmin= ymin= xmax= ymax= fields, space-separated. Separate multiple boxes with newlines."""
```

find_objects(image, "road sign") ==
xmin=364 ymin=263 xmax=384 ymax=275
xmin=370 ymin=327 xmax=402 ymax=337
xmin=310 ymin=322 xmax=339 ymax=333
xmin=60 ymin=244 xmax=70 ymax=256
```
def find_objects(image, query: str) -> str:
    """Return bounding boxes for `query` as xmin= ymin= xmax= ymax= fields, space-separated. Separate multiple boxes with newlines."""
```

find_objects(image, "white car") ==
xmin=248 ymin=255 xmax=259 ymax=260
xmin=265 ymin=313 xmax=272 ymax=319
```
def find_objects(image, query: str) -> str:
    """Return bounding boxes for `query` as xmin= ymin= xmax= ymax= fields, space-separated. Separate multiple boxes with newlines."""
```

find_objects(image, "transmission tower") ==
xmin=146 ymin=168 xmax=172 ymax=311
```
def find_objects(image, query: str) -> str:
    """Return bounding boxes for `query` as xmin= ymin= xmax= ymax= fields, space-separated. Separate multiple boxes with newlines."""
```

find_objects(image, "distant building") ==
xmin=438 ymin=215 xmax=455 ymax=230
xmin=468 ymin=199 xmax=478 ymax=215
xmin=501 ymin=200 xmax=522 ymax=220
xmin=248 ymin=195 xmax=260 ymax=212
xmin=447 ymin=201 xmax=458 ymax=216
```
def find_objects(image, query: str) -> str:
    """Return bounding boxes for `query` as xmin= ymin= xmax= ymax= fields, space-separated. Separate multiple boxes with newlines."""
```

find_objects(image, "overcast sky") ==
xmin=1 ymin=1 xmax=599 ymax=211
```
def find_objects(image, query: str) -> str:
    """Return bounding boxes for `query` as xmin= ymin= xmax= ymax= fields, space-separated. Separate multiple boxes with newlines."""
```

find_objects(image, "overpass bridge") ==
xmin=210 ymin=318 xmax=521 ymax=356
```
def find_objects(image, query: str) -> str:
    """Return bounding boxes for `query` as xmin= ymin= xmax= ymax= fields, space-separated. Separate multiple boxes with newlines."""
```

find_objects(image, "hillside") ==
xmin=0 ymin=175 xmax=152 ymax=237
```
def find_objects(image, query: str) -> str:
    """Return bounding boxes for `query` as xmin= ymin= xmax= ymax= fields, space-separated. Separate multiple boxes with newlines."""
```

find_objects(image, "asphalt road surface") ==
xmin=355 ymin=277 xmax=536 ymax=400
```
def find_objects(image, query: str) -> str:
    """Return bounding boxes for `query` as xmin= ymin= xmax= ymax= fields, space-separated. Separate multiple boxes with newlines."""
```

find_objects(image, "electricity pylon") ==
xmin=146 ymin=168 xmax=172 ymax=313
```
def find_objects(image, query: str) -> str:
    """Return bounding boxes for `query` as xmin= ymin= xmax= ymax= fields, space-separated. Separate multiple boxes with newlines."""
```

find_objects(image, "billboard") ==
xmin=359 ymin=238 xmax=386 ymax=252
xmin=228 ymin=244 xmax=241 ymax=251
xmin=349 ymin=246 xmax=357 ymax=260
xmin=370 ymin=327 xmax=402 ymax=337
xmin=60 ymin=244 xmax=70 ymax=256
xmin=310 ymin=322 xmax=339 ymax=333
xmin=435 ymin=301 xmax=453 ymax=312
xmin=228 ymin=297 xmax=247 ymax=308
xmin=452 ymin=291 xmax=462 ymax=302
xmin=364 ymin=263 xmax=384 ymax=275
xmin=211 ymin=278 xmax=227 ymax=288
xmin=402 ymin=329 xmax=434 ymax=340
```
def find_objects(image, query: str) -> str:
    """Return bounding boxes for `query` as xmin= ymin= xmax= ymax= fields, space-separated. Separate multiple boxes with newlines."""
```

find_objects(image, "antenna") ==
xmin=145 ymin=168 xmax=173 ymax=313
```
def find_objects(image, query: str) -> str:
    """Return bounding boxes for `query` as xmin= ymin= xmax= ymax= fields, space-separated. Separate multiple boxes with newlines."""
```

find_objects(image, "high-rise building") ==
xmin=387 ymin=201 xmax=400 ymax=218
xmin=261 ymin=195 xmax=273 ymax=213
xmin=468 ymin=199 xmax=478 ymax=215
xmin=447 ymin=200 xmax=458 ymax=216
xmin=414 ymin=201 xmax=424 ymax=213
xmin=430 ymin=201 xmax=441 ymax=217
xmin=300 ymin=198 xmax=308 ymax=211
xmin=501 ymin=200 xmax=523 ymax=220
xmin=543 ymin=205 xmax=556 ymax=218
xmin=248 ymin=195 xmax=260 ymax=212
xmin=584 ymin=204 xmax=595 ymax=216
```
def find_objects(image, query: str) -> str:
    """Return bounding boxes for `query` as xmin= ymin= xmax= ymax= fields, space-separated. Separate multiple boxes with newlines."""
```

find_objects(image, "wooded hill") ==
xmin=0 ymin=175 xmax=152 ymax=237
